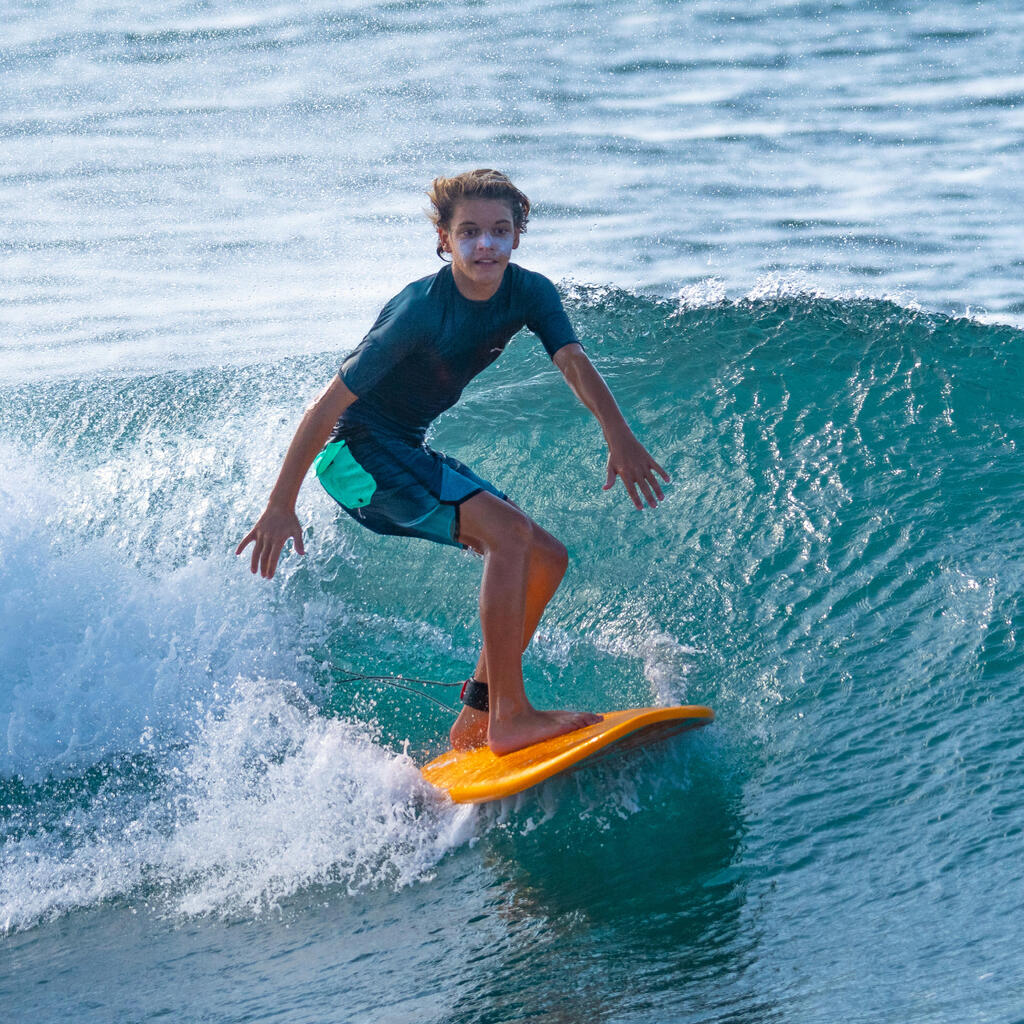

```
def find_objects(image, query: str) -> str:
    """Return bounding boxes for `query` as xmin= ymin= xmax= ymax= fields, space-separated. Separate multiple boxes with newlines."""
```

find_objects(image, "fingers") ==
xmin=607 ymin=465 xmax=644 ymax=509
xmin=238 ymin=520 xmax=304 ymax=579
xmin=647 ymin=464 xmax=666 ymax=502
xmin=606 ymin=439 xmax=671 ymax=508
xmin=606 ymin=460 xmax=663 ymax=507
xmin=256 ymin=536 xmax=285 ymax=579
xmin=624 ymin=478 xmax=643 ymax=510
xmin=265 ymin=539 xmax=283 ymax=579
xmin=615 ymin=460 xmax=669 ymax=509
xmin=237 ymin=526 xmax=266 ymax=574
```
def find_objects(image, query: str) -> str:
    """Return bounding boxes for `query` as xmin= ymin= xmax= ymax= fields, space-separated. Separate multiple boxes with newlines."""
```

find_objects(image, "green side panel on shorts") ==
xmin=314 ymin=440 xmax=377 ymax=509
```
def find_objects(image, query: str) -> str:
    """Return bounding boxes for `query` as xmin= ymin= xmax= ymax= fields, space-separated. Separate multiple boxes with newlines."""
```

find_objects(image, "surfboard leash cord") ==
xmin=327 ymin=664 xmax=461 ymax=713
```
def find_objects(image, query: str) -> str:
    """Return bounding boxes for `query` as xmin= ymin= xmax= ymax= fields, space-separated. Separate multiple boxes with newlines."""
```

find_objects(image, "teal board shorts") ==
xmin=315 ymin=425 xmax=506 ymax=548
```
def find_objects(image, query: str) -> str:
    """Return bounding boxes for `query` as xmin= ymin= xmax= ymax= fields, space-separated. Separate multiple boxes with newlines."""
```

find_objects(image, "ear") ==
xmin=512 ymin=227 xmax=521 ymax=250
xmin=437 ymin=225 xmax=452 ymax=254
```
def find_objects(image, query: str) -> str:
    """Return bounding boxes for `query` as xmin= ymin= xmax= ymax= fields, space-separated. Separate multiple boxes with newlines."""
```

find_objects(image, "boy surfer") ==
xmin=237 ymin=169 xmax=668 ymax=756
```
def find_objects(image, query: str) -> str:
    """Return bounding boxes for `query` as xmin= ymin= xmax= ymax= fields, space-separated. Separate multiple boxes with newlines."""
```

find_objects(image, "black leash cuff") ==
xmin=459 ymin=677 xmax=490 ymax=713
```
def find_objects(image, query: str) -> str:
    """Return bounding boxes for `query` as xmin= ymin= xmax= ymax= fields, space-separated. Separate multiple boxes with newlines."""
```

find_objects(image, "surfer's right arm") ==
xmin=236 ymin=375 xmax=357 ymax=579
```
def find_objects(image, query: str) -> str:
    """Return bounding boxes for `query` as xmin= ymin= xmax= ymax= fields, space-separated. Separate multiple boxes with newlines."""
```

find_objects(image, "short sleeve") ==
xmin=339 ymin=291 xmax=422 ymax=397
xmin=524 ymin=273 xmax=581 ymax=359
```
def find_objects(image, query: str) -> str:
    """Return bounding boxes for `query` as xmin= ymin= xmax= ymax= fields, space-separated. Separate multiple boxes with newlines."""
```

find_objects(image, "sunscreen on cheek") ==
xmin=458 ymin=233 xmax=514 ymax=262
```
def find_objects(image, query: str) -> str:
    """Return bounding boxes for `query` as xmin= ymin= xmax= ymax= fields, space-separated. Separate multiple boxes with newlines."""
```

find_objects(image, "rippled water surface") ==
xmin=2 ymin=3 xmax=1023 ymax=1023
xmin=4 ymin=0 xmax=1024 ymax=384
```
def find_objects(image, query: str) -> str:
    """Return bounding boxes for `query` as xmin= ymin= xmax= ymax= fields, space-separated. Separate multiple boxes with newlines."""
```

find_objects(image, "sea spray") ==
xmin=1 ymin=676 xmax=473 ymax=934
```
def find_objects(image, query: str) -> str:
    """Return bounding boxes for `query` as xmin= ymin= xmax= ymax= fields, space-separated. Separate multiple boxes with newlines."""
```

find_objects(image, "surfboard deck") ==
xmin=421 ymin=705 xmax=714 ymax=804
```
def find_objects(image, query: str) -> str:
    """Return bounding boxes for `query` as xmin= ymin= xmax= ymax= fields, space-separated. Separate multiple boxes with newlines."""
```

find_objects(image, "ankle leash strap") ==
xmin=459 ymin=678 xmax=490 ymax=713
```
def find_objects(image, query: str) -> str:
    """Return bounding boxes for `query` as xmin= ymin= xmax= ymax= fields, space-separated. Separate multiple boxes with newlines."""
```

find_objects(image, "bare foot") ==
xmin=488 ymin=708 xmax=603 ymax=756
xmin=449 ymin=706 xmax=489 ymax=750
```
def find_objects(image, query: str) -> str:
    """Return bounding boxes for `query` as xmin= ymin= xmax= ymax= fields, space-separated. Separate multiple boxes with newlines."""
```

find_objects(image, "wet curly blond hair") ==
xmin=426 ymin=169 xmax=531 ymax=258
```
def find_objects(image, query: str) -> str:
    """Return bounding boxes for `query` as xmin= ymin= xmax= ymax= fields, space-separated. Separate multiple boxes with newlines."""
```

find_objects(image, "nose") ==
xmin=476 ymin=232 xmax=494 ymax=250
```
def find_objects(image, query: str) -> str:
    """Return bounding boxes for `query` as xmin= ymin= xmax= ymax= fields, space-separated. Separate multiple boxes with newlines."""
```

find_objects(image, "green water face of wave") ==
xmin=1 ymin=293 xmax=1021 ymax=953
xmin=2 ymin=293 xmax=1021 ymax=747
xmin=326 ymin=291 xmax=1023 ymax=752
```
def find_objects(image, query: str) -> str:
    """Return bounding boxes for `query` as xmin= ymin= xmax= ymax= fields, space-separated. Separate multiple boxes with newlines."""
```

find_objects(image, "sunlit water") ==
xmin=2 ymin=3 xmax=1023 ymax=1022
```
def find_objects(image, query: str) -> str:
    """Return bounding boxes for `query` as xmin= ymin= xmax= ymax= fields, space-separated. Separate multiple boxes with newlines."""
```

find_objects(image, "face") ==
xmin=438 ymin=198 xmax=520 ymax=299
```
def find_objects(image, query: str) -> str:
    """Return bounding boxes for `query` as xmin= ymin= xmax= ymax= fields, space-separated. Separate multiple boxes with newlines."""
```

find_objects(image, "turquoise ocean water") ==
xmin=2 ymin=2 xmax=1022 ymax=1021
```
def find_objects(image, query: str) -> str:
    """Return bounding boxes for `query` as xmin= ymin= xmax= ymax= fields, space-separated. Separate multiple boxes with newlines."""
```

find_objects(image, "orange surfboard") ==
xmin=421 ymin=705 xmax=714 ymax=804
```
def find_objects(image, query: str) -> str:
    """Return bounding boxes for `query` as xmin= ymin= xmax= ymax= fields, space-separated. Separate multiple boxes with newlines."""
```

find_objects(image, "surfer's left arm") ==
xmin=553 ymin=343 xmax=669 ymax=509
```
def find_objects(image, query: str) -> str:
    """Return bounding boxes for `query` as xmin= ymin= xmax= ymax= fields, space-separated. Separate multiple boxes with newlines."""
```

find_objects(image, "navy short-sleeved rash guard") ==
xmin=335 ymin=263 xmax=578 ymax=443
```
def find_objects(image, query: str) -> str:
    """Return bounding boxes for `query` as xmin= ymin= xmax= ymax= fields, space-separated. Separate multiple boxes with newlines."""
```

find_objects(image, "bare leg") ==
xmin=448 ymin=526 xmax=566 ymax=750
xmin=449 ymin=492 xmax=600 ymax=755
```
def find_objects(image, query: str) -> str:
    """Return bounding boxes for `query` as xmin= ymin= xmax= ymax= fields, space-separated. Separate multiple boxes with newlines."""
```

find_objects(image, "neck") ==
xmin=450 ymin=264 xmax=506 ymax=301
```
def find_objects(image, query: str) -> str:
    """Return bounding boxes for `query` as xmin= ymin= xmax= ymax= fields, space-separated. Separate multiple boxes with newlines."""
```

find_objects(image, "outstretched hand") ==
xmin=236 ymin=506 xmax=305 ymax=579
xmin=604 ymin=436 xmax=670 ymax=510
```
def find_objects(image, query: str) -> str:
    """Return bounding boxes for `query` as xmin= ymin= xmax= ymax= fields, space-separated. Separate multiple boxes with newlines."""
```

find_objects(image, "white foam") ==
xmin=745 ymin=271 xmax=931 ymax=318
xmin=0 ymin=676 xmax=473 ymax=934
xmin=0 ymin=446 xmax=305 ymax=779
xmin=675 ymin=277 xmax=727 ymax=309
xmin=666 ymin=270 xmax=935 ymax=319
xmin=161 ymin=677 xmax=474 ymax=916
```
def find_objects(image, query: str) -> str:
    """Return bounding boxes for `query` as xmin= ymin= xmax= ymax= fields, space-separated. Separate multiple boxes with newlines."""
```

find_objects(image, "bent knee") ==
xmin=532 ymin=526 xmax=569 ymax=574
xmin=480 ymin=506 xmax=535 ymax=554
